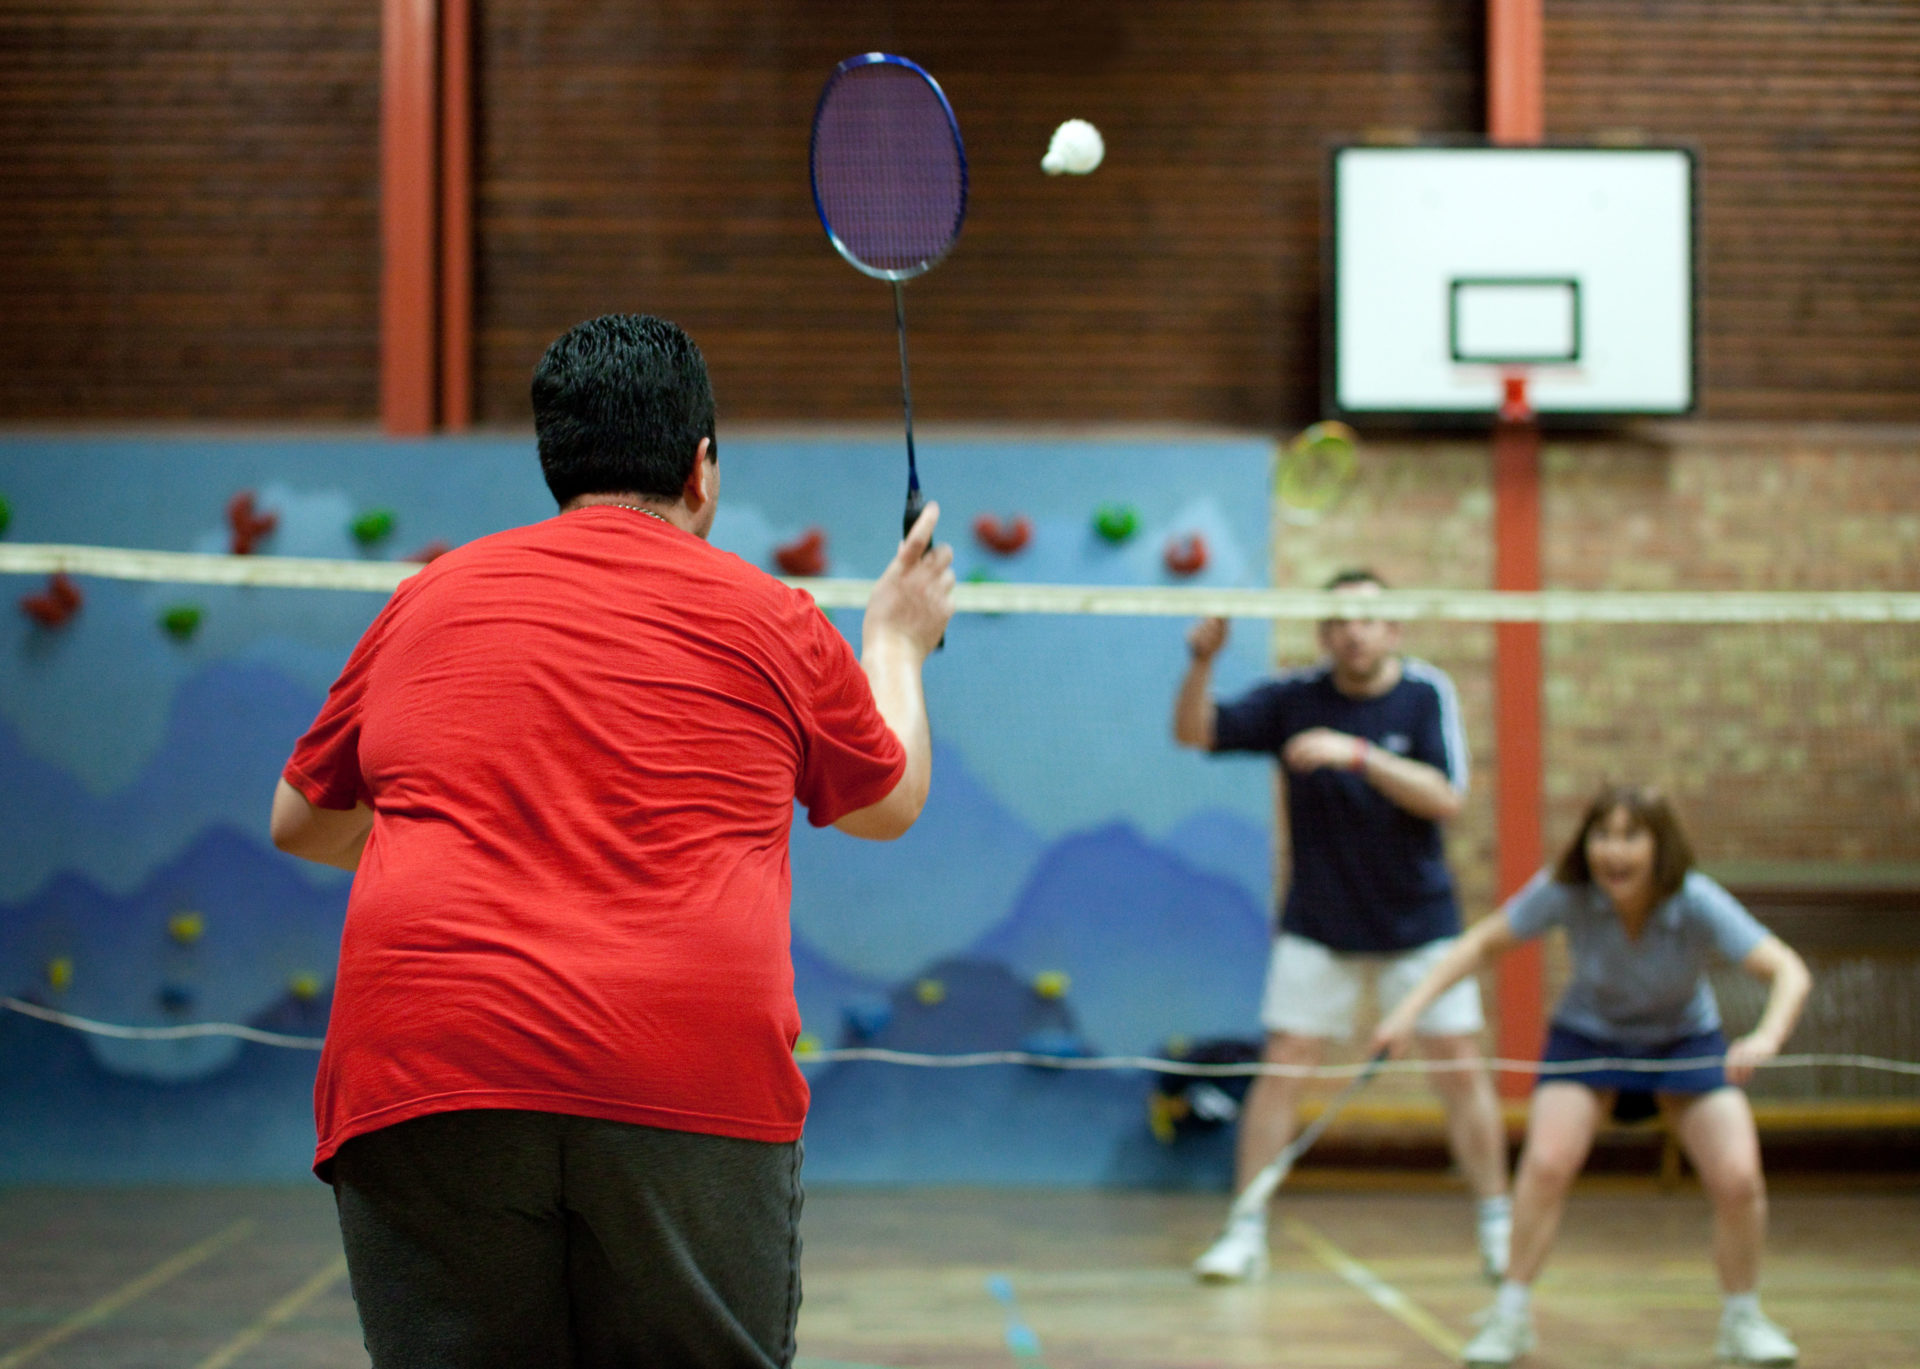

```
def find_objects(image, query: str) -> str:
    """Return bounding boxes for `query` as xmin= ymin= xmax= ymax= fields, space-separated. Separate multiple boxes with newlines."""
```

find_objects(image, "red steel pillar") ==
xmin=1488 ymin=0 xmax=1546 ymax=1097
xmin=381 ymin=0 xmax=472 ymax=433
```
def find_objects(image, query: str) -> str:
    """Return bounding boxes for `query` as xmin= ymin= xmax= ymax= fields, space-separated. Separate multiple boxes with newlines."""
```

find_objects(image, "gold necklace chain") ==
xmin=580 ymin=500 xmax=673 ymax=526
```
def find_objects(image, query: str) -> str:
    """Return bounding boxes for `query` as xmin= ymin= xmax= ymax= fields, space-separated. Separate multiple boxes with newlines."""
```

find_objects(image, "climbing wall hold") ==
xmin=1163 ymin=533 xmax=1208 ymax=577
xmin=351 ymin=510 xmax=396 ymax=545
xmin=774 ymin=527 xmax=828 ymax=577
xmin=20 ymin=573 xmax=81 ymax=627
xmin=1093 ymin=504 xmax=1138 ymax=544
xmin=1032 ymin=970 xmax=1071 ymax=1000
xmin=972 ymin=514 xmax=1033 ymax=555
xmin=227 ymin=491 xmax=277 ymax=555
xmin=159 ymin=604 xmax=203 ymax=640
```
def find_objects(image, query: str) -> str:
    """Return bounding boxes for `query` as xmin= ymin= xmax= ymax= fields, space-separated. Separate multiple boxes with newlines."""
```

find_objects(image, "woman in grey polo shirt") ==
xmin=1375 ymin=784 xmax=1811 ymax=1368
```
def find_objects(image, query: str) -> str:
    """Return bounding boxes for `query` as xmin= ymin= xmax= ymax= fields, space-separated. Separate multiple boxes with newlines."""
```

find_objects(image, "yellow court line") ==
xmin=0 ymin=1218 xmax=255 ymax=1369
xmin=190 ymin=1255 xmax=350 ymax=1369
xmin=1282 ymin=1217 xmax=1463 ymax=1360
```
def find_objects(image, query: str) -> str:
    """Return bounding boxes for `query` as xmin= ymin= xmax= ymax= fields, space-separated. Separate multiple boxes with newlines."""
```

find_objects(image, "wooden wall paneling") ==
xmin=0 ymin=0 xmax=381 ymax=418
xmin=471 ymin=1 xmax=1484 ymax=427
xmin=1545 ymin=1 xmax=1920 ymax=422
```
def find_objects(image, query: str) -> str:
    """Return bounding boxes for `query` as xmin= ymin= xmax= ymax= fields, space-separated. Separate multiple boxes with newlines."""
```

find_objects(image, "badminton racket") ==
xmin=809 ymin=53 xmax=968 ymax=545
xmin=1224 ymin=1048 xmax=1389 ymax=1224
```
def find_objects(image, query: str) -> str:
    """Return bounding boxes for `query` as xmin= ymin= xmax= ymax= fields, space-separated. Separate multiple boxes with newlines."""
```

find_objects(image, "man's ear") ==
xmin=681 ymin=437 xmax=714 ymax=510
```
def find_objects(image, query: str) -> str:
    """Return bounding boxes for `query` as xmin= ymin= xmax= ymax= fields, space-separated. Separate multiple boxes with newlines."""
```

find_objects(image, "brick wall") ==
xmin=1268 ymin=424 xmax=1920 ymax=1084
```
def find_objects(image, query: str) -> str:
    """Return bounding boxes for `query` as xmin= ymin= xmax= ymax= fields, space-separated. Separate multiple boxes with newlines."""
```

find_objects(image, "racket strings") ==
xmin=813 ymin=67 xmax=965 ymax=275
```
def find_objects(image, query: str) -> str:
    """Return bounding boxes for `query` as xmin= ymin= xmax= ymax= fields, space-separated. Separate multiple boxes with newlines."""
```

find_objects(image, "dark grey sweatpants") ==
xmin=329 ymin=1109 xmax=802 ymax=1369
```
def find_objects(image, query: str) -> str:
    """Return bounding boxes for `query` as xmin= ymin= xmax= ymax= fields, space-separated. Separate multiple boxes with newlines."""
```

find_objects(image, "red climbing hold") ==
xmin=774 ymin=527 xmax=828 ymax=577
xmin=227 ymin=491 xmax=278 ymax=555
xmin=972 ymin=513 xmax=1033 ymax=555
xmin=20 ymin=572 xmax=82 ymax=627
xmin=405 ymin=540 xmax=451 ymax=564
xmin=1163 ymin=532 xmax=1208 ymax=577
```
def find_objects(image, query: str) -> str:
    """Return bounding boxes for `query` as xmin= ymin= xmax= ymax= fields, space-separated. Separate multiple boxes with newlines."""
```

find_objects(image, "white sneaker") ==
xmin=1477 ymin=1214 xmax=1511 ymax=1282
xmin=1192 ymin=1221 xmax=1269 ymax=1283
xmin=1460 ymin=1306 xmax=1535 ymax=1366
xmin=1716 ymin=1307 xmax=1798 ymax=1366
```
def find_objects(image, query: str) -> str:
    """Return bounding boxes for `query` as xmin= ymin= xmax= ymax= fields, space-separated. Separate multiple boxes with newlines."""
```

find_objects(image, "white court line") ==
xmin=1282 ymin=1217 xmax=1464 ymax=1360
xmin=0 ymin=1219 xmax=255 ymax=1369
xmin=189 ymin=1255 xmax=349 ymax=1369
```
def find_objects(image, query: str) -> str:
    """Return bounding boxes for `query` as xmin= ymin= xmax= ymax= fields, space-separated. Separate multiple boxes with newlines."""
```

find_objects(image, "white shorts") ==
xmin=1259 ymin=932 xmax=1485 ymax=1039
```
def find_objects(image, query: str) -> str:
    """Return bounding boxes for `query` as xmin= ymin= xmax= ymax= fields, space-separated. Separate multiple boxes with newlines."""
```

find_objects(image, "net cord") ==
xmin=8 ymin=998 xmax=1919 ymax=1078
xmin=5 ymin=543 xmax=1920 ymax=622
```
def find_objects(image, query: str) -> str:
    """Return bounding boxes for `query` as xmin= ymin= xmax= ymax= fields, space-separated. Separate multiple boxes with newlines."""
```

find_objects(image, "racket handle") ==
xmin=902 ymin=487 xmax=945 ymax=651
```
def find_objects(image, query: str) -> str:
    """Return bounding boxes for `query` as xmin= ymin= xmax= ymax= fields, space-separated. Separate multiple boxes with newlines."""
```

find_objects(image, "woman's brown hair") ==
xmin=1552 ymin=782 xmax=1696 ymax=904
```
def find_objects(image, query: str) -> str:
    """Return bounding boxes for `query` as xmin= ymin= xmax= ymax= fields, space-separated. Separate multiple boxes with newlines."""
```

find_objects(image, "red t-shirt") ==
xmin=284 ymin=506 xmax=905 ymax=1174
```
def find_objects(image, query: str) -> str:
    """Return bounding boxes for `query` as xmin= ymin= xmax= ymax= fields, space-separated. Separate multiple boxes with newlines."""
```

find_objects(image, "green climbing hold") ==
xmin=160 ymin=604 xmax=203 ymax=640
xmin=0 ymin=494 xmax=11 ymax=538
xmin=351 ymin=509 xmax=396 ymax=545
xmin=1093 ymin=503 xmax=1138 ymax=544
xmin=964 ymin=566 xmax=1003 ymax=584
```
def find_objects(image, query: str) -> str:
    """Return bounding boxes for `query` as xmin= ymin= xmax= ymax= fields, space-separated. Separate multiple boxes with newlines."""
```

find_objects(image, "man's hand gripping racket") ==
xmin=866 ymin=502 xmax=955 ymax=660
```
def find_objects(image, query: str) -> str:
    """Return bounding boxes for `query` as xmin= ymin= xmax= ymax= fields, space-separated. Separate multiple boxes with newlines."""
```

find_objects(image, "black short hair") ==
xmin=531 ymin=314 xmax=716 ymax=506
xmin=1322 ymin=567 xmax=1386 ymax=591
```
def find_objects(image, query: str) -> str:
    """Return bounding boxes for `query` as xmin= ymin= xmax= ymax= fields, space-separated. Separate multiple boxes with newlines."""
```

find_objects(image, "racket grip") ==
xmin=902 ymin=489 xmax=945 ymax=651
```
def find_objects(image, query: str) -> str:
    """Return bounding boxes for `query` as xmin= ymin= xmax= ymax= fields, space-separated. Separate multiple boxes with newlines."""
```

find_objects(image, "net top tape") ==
xmin=5 ymin=543 xmax=1919 ymax=623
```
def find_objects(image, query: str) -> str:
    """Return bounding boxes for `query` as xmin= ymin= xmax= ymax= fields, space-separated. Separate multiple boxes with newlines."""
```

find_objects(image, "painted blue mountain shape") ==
xmin=0 ymin=826 xmax=347 ymax=1082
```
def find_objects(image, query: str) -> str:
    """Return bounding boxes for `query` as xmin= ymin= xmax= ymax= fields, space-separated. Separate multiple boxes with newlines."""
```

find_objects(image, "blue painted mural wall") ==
xmin=0 ymin=431 xmax=1275 ymax=1184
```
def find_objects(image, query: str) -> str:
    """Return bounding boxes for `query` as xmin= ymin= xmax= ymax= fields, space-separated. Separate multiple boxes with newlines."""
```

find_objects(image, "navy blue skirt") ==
xmin=1538 ymin=1023 xmax=1730 ymax=1123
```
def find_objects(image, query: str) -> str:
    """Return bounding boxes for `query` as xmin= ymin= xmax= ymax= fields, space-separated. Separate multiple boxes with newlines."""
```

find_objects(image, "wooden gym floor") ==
xmin=1 ymin=1175 xmax=1915 ymax=1368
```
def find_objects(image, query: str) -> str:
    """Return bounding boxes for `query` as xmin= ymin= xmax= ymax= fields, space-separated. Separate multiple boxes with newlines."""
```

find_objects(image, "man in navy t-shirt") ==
xmin=1173 ymin=569 xmax=1511 ymax=1283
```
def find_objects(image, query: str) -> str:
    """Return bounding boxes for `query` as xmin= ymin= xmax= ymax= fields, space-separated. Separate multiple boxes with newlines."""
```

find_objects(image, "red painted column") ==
xmin=438 ymin=0 xmax=472 ymax=431
xmin=381 ymin=0 xmax=438 ymax=434
xmin=1488 ymin=0 xmax=1546 ymax=1096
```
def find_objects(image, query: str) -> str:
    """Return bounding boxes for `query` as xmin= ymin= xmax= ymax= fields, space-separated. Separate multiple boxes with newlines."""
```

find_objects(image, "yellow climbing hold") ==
xmin=793 ymin=1033 xmax=822 ymax=1058
xmin=1032 ymin=970 xmax=1071 ymax=1000
xmin=167 ymin=911 xmax=205 ymax=945
xmin=914 ymin=978 xmax=946 ymax=1007
xmin=288 ymin=972 xmax=323 ymax=1001
xmin=45 ymin=956 xmax=73 ymax=993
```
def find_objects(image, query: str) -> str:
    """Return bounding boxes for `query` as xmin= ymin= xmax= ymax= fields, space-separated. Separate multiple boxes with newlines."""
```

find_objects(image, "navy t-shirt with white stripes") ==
xmin=1212 ymin=659 xmax=1467 ymax=953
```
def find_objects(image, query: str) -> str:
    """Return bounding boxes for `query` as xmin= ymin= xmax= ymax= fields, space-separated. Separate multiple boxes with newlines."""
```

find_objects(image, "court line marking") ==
xmin=0 ymin=1218 xmax=255 ymax=1369
xmin=1282 ymin=1217 xmax=1464 ymax=1360
xmin=189 ymin=1254 xmax=349 ymax=1369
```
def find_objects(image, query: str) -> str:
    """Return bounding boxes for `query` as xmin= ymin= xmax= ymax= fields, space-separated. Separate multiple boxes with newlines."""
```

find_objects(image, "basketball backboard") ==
xmin=1326 ymin=145 xmax=1697 ymax=424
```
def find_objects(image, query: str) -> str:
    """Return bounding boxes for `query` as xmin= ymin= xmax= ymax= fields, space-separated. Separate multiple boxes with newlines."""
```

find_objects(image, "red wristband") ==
xmin=1350 ymin=737 xmax=1370 ymax=771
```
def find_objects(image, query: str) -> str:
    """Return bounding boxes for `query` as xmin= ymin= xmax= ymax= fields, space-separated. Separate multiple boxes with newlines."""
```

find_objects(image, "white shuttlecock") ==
xmin=1042 ymin=119 xmax=1104 ymax=176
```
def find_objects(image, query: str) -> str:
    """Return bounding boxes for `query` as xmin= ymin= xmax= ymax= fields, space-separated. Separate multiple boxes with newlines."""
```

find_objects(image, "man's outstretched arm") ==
xmin=835 ymin=503 xmax=956 ymax=841
xmin=1172 ymin=617 xmax=1227 ymax=751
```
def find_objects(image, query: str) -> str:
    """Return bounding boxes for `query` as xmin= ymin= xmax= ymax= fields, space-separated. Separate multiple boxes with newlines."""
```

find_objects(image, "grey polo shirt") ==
xmin=1503 ymin=869 xmax=1771 ymax=1046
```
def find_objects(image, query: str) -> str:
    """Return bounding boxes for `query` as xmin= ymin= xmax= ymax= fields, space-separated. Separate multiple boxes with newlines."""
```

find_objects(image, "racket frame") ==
xmin=1224 ymin=1048 xmax=1390 ymax=1224
xmin=808 ymin=52 xmax=969 ymax=284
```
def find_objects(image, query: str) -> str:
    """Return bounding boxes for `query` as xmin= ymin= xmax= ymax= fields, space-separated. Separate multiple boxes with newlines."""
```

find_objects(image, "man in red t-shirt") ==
xmin=270 ymin=314 xmax=954 ymax=1369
